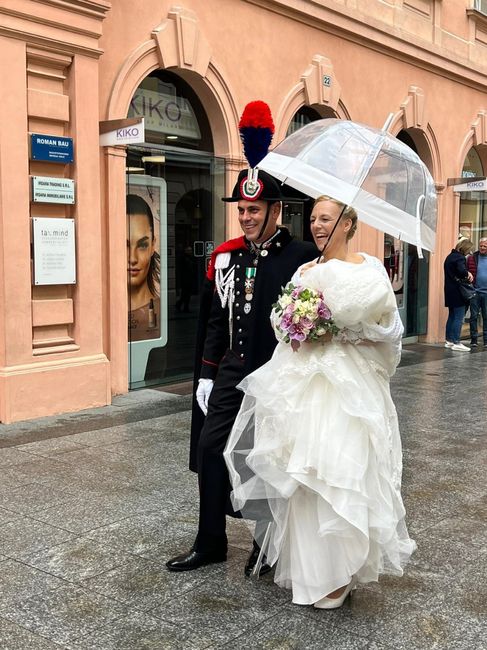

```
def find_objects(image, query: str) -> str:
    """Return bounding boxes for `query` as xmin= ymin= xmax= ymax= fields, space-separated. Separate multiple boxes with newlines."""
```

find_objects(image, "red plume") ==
xmin=238 ymin=101 xmax=275 ymax=132
xmin=238 ymin=101 xmax=275 ymax=169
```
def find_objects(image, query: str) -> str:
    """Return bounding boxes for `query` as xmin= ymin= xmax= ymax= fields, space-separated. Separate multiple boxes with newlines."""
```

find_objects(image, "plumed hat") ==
xmin=222 ymin=101 xmax=291 ymax=203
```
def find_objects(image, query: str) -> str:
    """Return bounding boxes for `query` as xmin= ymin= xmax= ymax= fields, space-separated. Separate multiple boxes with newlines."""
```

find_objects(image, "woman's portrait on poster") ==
xmin=127 ymin=193 xmax=161 ymax=341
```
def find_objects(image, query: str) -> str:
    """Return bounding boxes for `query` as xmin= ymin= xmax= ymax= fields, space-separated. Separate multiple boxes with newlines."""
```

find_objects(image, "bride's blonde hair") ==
xmin=313 ymin=196 xmax=358 ymax=241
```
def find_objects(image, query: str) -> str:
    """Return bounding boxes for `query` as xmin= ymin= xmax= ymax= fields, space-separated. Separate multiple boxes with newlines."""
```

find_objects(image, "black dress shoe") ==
xmin=166 ymin=548 xmax=227 ymax=572
xmin=244 ymin=545 xmax=272 ymax=577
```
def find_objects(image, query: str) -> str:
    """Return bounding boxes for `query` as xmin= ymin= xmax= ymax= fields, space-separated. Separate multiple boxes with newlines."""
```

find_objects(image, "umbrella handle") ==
xmin=415 ymin=195 xmax=425 ymax=260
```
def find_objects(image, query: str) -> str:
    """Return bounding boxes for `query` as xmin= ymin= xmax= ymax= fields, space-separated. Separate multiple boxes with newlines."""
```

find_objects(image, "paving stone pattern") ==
xmin=0 ymin=344 xmax=485 ymax=649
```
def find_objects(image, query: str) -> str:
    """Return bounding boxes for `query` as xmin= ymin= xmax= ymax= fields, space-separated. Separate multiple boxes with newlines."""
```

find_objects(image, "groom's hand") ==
xmin=196 ymin=378 xmax=214 ymax=415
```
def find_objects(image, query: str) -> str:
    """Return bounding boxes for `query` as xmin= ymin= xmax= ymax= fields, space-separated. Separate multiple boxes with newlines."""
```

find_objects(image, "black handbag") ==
xmin=456 ymin=279 xmax=476 ymax=302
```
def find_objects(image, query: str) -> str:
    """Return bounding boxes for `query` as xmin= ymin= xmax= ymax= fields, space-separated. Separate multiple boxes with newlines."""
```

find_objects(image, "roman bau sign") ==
xmin=30 ymin=134 xmax=74 ymax=163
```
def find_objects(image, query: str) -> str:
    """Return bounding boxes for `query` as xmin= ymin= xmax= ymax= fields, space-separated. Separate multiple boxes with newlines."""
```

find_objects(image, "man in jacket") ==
xmin=467 ymin=237 xmax=487 ymax=346
xmin=166 ymin=167 xmax=317 ymax=574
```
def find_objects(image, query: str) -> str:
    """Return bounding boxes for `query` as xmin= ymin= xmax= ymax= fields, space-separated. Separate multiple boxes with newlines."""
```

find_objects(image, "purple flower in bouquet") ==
xmin=280 ymin=312 xmax=293 ymax=330
xmin=300 ymin=316 xmax=314 ymax=330
xmin=271 ymin=281 xmax=339 ymax=349
xmin=317 ymin=302 xmax=332 ymax=320
xmin=289 ymin=324 xmax=306 ymax=340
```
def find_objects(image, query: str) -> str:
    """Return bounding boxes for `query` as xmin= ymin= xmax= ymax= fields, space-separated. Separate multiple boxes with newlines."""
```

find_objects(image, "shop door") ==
xmin=126 ymin=147 xmax=224 ymax=389
xmin=384 ymin=237 xmax=429 ymax=338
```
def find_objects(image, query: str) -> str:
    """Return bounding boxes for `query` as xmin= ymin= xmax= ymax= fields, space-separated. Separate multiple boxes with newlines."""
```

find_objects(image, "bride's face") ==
xmin=310 ymin=200 xmax=350 ymax=250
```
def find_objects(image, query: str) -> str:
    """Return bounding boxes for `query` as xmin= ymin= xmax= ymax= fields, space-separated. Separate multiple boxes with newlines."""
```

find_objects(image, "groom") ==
xmin=166 ymin=164 xmax=317 ymax=574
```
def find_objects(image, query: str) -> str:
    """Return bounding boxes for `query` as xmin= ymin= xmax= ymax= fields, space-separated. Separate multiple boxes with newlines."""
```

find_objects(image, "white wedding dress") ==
xmin=224 ymin=254 xmax=416 ymax=605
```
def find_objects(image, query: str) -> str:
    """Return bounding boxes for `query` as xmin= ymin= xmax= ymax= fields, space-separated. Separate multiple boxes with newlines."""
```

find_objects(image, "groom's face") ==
xmin=237 ymin=200 xmax=280 ymax=243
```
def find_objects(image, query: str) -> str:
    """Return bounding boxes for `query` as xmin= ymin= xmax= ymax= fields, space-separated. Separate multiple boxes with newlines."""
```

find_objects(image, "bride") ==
xmin=224 ymin=195 xmax=416 ymax=609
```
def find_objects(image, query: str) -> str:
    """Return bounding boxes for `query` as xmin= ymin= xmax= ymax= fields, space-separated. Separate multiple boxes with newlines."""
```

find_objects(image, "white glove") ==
xmin=196 ymin=378 xmax=214 ymax=415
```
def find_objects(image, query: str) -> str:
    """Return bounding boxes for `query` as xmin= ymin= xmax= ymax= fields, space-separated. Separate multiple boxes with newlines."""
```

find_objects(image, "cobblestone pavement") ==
xmin=0 ymin=344 xmax=485 ymax=649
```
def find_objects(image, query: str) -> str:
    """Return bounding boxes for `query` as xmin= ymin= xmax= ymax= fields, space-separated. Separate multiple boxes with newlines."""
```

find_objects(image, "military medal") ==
xmin=244 ymin=267 xmax=257 ymax=313
xmin=244 ymin=230 xmax=280 ymax=316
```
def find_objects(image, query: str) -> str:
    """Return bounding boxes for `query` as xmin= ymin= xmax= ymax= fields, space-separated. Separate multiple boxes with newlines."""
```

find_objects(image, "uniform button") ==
xmin=236 ymin=315 xmax=240 ymax=320
xmin=239 ymin=253 xmax=242 ymax=257
xmin=238 ymin=328 xmax=242 ymax=333
xmin=240 ymin=353 xmax=244 ymax=358
xmin=239 ymin=340 xmax=243 ymax=345
xmin=236 ymin=291 xmax=240 ymax=295
xmin=236 ymin=278 xmax=240 ymax=282
xmin=236 ymin=264 xmax=240 ymax=269
xmin=235 ymin=303 xmax=240 ymax=307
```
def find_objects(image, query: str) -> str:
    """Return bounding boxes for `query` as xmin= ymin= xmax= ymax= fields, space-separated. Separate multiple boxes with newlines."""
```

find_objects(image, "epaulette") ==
xmin=206 ymin=236 xmax=246 ymax=281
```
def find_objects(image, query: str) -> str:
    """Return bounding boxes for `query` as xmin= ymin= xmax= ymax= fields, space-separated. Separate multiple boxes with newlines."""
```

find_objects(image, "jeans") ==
xmin=445 ymin=306 xmax=466 ymax=344
xmin=469 ymin=292 xmax=487 ymax=343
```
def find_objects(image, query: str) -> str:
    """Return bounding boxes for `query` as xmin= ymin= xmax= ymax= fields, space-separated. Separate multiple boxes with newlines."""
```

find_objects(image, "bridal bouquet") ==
xmin=271 ymin=282 xmax=339 ymax=349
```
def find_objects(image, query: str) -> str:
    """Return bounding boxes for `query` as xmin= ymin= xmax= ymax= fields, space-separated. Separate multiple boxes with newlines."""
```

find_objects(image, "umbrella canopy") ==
xmin=258 ymin=118 xmax=437 ymax=253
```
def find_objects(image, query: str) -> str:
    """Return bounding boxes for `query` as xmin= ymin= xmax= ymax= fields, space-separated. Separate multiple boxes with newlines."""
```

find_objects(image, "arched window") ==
xmin=286 ymin=106 xmax=323 ymax=137
xmin=459 ymin=147 xmax=485 ymax=245
xmin=126 ymin=70 xmax=225 ymax=390
xmin=128 ymin=70 xmax=213 ymax=151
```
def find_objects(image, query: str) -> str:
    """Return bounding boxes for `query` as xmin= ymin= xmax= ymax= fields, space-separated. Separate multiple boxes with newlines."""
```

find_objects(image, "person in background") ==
xmin=443 ymin=238 xmax=474 ymax=352
xmin=467 ymin=237 xmax=487 ymax=347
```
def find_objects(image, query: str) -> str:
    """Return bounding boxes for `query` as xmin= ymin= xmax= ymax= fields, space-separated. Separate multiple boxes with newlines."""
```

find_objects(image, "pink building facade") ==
xmin=0 ymin=0 xmax=486 ymax=422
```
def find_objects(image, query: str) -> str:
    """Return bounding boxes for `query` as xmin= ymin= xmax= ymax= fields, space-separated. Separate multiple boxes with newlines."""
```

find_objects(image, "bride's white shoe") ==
xmin=313 ymin=576 xmax=357 ymax=610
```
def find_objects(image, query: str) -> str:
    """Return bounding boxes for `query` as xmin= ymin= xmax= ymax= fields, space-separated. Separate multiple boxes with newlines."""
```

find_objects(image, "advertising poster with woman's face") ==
xmin=127 ymin=192 xmax=161 ymax=342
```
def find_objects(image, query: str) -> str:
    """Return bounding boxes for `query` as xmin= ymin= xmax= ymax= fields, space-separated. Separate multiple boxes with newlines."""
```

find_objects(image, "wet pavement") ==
xmin=0 ymin=343 xmax=485 ymax=649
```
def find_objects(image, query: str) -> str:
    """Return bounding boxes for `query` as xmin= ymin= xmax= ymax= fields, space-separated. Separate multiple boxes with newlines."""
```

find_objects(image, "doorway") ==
xmin=383 ymin=129 xmax=431 ymax=338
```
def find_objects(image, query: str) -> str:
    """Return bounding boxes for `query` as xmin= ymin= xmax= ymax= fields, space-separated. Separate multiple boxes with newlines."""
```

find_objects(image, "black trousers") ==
xmin=195 ymin=350 xmax=245 ymax=553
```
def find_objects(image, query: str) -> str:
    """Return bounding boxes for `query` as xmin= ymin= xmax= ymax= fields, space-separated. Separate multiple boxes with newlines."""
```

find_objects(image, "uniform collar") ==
xmin=245 ymin=227 xmax=291 ymax=252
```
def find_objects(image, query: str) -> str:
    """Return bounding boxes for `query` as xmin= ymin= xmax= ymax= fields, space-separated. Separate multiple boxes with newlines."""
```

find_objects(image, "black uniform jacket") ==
xmin=189 ymin=228 xmax=317 ymax=471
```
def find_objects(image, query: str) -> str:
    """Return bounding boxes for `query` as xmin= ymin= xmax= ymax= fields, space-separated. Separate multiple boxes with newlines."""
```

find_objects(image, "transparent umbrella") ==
xmin=258 ymin=117 xmax=437 ymax=255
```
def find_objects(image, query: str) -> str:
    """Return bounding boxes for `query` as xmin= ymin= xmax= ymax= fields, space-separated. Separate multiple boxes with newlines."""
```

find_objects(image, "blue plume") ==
xmin=240 ymin=127 xmax=273 ymax=168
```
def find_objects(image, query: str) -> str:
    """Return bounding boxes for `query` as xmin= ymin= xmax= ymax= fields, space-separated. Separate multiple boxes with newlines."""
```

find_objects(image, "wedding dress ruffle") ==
xmin=224 ymin=255 xmax=416 ymax=605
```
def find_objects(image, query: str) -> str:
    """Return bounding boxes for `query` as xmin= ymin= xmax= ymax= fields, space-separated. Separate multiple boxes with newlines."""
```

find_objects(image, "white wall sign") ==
xmin=31 ymin=177 xmax=75 ymax=204
xmin=32 ymin=218 xmax=76 ymax=285
xmin=453 ymin=179 xmax=487 ymax=192
xmin=99 ymin=118 xmax=145 ymax=146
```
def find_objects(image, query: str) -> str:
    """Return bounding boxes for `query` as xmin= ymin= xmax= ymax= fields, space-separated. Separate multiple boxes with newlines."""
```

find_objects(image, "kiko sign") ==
xmin=99 ymin=118 xmax=145 ymax=146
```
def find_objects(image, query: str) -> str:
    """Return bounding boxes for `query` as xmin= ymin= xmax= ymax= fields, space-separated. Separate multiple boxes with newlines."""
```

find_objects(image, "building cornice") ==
xmin=0 ymin=0 xmax=110 ymax=58
xmin=245 ymin=0 xmax=487 ymax=92
xmin=32 ymin=0 xmax=111 ymax=19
